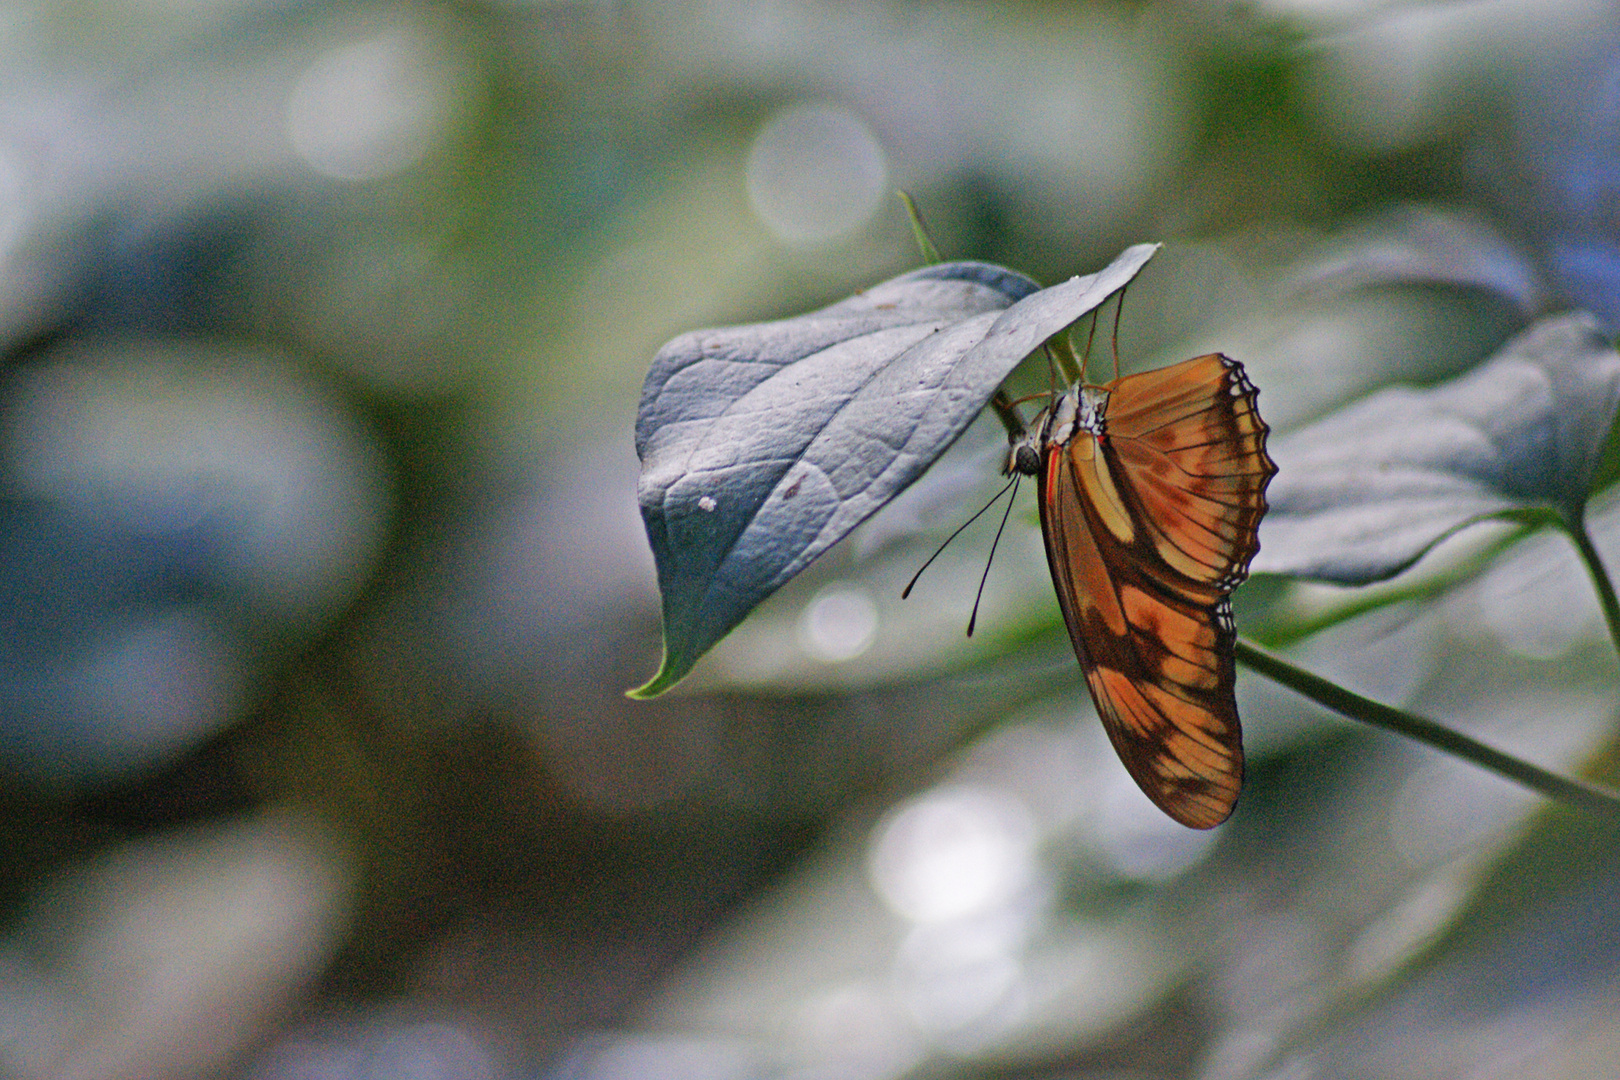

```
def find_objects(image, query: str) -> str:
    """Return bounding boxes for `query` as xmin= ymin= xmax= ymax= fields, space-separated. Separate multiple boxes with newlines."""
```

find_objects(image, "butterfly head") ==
xmin=1003 ymin=384 xmax=1110 ymax=476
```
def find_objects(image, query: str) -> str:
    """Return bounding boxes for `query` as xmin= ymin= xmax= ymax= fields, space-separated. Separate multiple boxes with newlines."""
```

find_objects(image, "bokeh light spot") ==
xmin=867 ymin=786 xmax=1038 ymax=924
xmin=286 ymin=27 xmax=460 ymax=182
xmin=799 ymin=584 xmax=879 ymax=662
xmin=746 ymin=103 xmax=888 ymax=245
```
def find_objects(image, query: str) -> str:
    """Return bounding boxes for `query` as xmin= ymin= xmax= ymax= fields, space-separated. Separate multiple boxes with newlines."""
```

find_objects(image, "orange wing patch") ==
xmin=1027 ymin=352 xmax=1275 ymax=829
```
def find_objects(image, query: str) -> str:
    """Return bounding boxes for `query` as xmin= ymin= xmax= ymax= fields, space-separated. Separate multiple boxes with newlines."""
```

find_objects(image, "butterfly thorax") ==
xmin=1005 ymin=384 xmax=1111 ymax=477
xmin=1072 ymin=385 xmax=1109 ymax=440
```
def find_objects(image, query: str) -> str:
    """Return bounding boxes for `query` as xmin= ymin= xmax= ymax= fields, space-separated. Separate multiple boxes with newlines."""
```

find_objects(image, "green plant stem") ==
xmin=1234 ymin=638 xmax=1620 ymax=820
xmin=1047 ymin=331 xmax=1084 ymax=385
xmin=1560 ymin=506 xmax=1620 ymax=661
xmin=988 ymin=390 xmax=1027 ymax=444
xmin=897 ymin=191 xmax=942 ymax=264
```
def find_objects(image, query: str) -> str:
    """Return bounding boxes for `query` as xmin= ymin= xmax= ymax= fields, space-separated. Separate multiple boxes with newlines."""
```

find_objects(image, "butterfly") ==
xmin=1007 ymin=353 xmax=1276 ymax=828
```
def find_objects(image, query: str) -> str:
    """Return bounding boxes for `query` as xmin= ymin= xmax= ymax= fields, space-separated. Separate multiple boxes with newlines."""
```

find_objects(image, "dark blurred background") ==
xmin=4 ymin=2 xmax=1620 ymax=1078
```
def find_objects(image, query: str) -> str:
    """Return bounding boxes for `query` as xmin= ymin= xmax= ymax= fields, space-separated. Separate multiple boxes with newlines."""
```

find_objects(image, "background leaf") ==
xmin=1253 ymin=311 xmax=1620 ymax=584
xmin=1285 ymin=203 xmax=1541 ymax=313
xmin=633 ymin=244 xmax=1159 ymax=695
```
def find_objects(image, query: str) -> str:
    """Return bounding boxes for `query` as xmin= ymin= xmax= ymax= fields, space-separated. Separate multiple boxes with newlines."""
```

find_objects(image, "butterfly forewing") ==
xmin=1033 ymin=352 xmax=1275 ymax=829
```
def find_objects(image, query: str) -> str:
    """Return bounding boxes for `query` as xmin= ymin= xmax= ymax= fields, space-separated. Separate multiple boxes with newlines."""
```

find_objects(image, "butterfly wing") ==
xmin=1037 ymin=353 xmax=1274 ymax=828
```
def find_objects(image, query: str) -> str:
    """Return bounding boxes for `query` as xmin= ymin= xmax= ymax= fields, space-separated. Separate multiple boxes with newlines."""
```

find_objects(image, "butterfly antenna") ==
xmin=1110 ymin=282 xmax=1129 ymax=382
xmin=902 ymin=475 xmax=1020 ymax=599
xmin=967 ymin=473 xmax=1023 ymax=637
xmin=1080 ymin=309 xmax=1101 ymax=384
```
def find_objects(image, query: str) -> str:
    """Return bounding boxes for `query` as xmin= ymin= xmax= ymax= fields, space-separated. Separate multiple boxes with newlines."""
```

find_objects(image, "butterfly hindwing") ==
xmin=1035 ymin=353 xmax=1274 ymax=829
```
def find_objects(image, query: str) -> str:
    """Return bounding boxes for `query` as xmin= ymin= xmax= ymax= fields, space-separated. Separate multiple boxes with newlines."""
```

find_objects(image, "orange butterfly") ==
xmin=1008 ymin=353 xmax=1276 ymax=828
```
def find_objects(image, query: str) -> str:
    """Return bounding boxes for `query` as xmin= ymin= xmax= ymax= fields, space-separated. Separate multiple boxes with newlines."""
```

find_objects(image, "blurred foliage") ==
xmin=3 ymin=1 xmax=1620 ymax=1079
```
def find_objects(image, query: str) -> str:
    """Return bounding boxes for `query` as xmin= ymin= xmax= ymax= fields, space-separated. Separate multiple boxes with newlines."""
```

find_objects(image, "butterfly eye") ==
xmin=1007 ymin=438 xmax=1042 ymax=477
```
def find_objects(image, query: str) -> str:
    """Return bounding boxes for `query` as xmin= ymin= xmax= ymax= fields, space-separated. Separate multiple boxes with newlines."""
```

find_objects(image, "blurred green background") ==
xmin=3 ymin=1 xmax=1620 ymax=1078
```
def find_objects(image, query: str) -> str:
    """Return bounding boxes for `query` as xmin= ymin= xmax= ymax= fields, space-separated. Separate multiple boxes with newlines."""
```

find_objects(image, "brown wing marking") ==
xmin=1036 ymin=352 xmax=1274 ymax=829
xmin=1040 ymin=439 xmax=1244 ymax=829
xmin=1039 ymin=438 xmax=1127 ymax=647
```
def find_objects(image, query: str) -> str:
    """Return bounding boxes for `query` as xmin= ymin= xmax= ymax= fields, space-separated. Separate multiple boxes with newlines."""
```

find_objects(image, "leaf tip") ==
xmin=626 ymin=649 xmax=691 ymax=700
xmin=625 ymin=677 xmax=669 ymax=701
